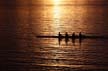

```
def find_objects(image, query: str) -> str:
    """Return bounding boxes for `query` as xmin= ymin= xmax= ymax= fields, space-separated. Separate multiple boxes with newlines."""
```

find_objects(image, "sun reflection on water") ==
xmin=52 ymin=0 xmax=62 ymax=34
xmin=53 ymin=0 xmax=61 ymax=5
xmin=53 ymin=6 xmax=60 ymax=19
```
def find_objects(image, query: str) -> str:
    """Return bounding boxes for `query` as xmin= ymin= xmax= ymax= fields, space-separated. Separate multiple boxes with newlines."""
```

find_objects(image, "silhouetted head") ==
xmin=79 ymin=32 xmax=82 ymax=35
xmin=73 ymin=32 xmax=75 ymax=34
xmin=66 ymin=32 xmax=68 ymax=34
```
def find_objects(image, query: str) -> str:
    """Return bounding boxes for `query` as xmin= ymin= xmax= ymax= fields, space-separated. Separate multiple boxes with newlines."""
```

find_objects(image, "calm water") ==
xmin=1 ymin=0 xmax=108 ymax=71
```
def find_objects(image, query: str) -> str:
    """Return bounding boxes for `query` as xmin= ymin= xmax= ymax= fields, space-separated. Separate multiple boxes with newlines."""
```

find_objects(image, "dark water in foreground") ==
xmin=0 ymin=1 xmax=108 ymax=71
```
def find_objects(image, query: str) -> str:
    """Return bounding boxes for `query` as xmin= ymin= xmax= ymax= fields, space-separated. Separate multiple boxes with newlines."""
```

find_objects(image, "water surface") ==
xmin=1 ymin=0 xmax=108 ymax=71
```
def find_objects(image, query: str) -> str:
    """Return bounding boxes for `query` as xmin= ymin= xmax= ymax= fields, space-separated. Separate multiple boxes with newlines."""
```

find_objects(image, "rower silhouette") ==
xmin=58 ymin=32 xmax=62 ymax=37
xmin=65 ymin=32 xmax=69 ymax=45
xmin=72 ymin=32 xmax=75 ymax=38
xmin=72 ymin=32 xmax=75 ymax=45
xmin=58 ymin=32 xmax=62 ymax=45
xmin=79 ymin=32 xmax=82 ymax=45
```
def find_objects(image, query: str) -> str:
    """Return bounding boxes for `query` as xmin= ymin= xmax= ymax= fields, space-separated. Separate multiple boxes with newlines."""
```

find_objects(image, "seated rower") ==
xmin=58 ymin=32 xmax=62 ymax=38
xmin=72 ymin=32 xmax=75 ymax=38
xmin=65 ymin=32 xmax=68 ymax=38
xmin=79 ymin=32 xmax=82 ymax=38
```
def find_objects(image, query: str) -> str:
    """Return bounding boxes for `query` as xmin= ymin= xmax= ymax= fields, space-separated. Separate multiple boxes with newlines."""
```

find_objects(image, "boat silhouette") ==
xmin=36 ymin=32 xmax=106 ymax=39
xmin=36 ymin=32 xmax=107 ymax=45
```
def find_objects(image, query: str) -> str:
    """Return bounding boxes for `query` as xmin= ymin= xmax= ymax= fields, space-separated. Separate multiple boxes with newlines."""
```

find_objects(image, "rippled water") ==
xmin=1 ymin=0 xmax=108 ymax=71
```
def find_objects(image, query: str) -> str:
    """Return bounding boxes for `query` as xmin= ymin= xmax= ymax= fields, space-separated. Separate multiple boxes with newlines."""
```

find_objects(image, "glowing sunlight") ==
xmin=53 ymin=0 xmax=61 ymax=5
